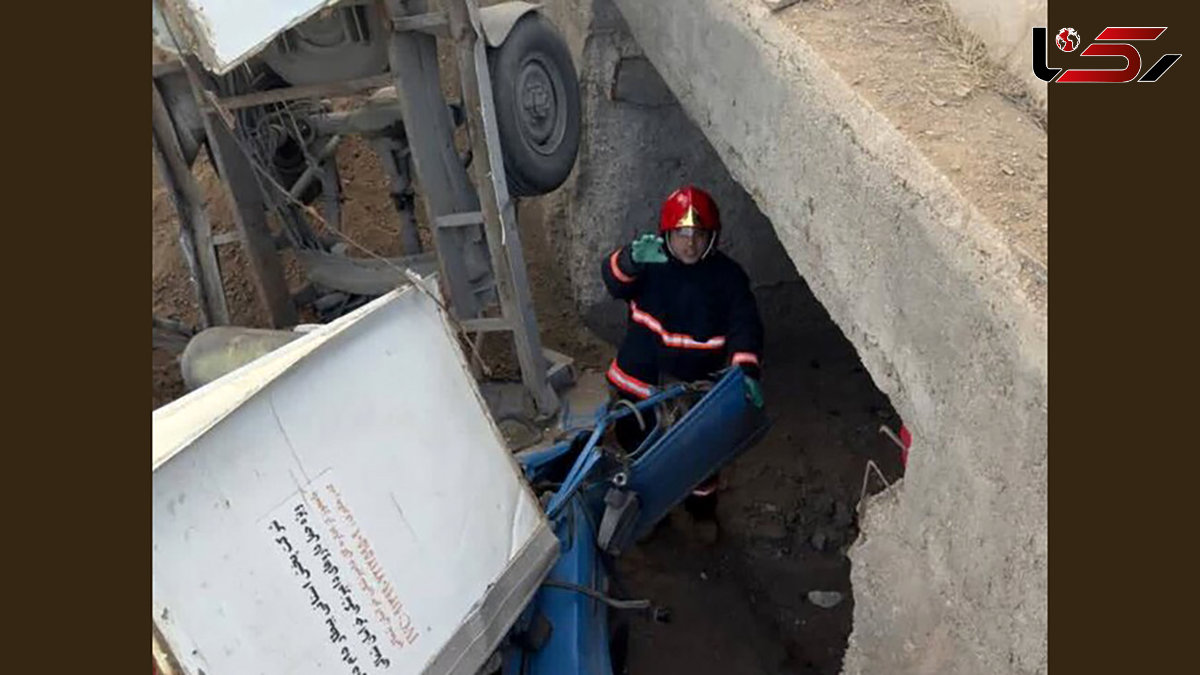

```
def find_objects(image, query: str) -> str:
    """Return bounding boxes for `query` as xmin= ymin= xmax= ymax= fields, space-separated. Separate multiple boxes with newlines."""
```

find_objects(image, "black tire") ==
xmin=488 ymin=13 xmax=582 ymax=197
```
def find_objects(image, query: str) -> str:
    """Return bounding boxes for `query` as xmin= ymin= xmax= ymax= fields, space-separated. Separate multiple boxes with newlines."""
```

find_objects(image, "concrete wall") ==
xmin=943 ymin=0 xmax=1047 ymax=110
xmin=538 ymin=0 xmax=1047 ymax=673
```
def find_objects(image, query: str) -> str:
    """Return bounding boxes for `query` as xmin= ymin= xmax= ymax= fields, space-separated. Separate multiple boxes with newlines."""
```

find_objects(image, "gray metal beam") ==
xmin=385 ymin=3 xmax=491 ymax=318
xmin=211 ymin=74 xmax=394 ymax=111
xmin=152 ymin=79 xmax=229 ymax=327
xmin=445 ymin=0 xmax=558 ymax=415
xmin=183 ymin=56 xmax=298 ymax=328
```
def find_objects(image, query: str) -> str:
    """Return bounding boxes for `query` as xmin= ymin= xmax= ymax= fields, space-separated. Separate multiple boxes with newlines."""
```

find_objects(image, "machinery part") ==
xmin=153 ymin=316 xmax=195 ymax=337
xmin=309 ymin=86 xmax=464 ymax=136
xmin=285 ymin=134 xmax=343 ymax=203
xmin=180 ymin=326 xmax=303 ymax=390
xmin=596 ymin=487 xmax=639 ymax=555
xmin=234 ymin=96 xmax=328 ymax=206
xmin=209 ymin=66 xmax=324 ymax=200
xmin=487 ymin=13 xmax=581 ymax=196
xmin=445 ymin=0 xmax=560 ymax=416
xmin=213 ymin=66 xmax=340 ymax=248
xmin=152 ymin=79 xmax=230 ymax=327
xmin=262 ymin=1 xmax=389 ymax=86
xmin=270 ymin=131 xmax=343 ymax=236
xmin=270 ymin=132 xmax=323 ymax=203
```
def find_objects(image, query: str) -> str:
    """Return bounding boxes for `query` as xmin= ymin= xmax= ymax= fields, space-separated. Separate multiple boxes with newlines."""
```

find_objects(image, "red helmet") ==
xmin=659 ymin=185 xmax=720 ymax=235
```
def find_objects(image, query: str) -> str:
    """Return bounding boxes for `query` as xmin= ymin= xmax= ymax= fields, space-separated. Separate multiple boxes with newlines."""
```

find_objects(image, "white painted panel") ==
xmin=152 ymin=286 xmax=553 ymax=674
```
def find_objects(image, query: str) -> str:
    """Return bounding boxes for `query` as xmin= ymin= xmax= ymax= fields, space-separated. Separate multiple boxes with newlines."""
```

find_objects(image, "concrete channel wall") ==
xmin=535 ymin=0 xmax=1047 ymax=672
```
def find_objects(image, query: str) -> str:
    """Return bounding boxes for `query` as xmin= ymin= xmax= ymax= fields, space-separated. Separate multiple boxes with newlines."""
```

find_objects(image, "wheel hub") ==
xmin=516 ymin=58 xmax=565 ymax=155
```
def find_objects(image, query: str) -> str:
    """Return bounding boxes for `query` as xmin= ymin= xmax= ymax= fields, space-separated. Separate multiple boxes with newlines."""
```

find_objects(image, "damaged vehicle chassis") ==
xmin=152 ymin=0 xmax=582 ymax=415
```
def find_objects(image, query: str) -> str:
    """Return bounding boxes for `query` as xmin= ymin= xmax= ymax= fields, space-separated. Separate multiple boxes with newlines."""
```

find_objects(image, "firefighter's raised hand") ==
xmin=739 ymin=364 xmax=764 ymax=409
xmin=743 ymin=375 xmax=764 ymax=409
xmin=630 ymin=233 xmax=668 ymax=265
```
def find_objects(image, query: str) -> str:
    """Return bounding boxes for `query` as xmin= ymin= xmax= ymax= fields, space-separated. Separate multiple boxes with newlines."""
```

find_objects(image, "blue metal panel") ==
xmin=503 ymin=497 xmax=613 ymax=674
xmin=515 ymin=439 xmax=575 ymax=478
xmin=626 ymin=369 xmax=769 ymax=538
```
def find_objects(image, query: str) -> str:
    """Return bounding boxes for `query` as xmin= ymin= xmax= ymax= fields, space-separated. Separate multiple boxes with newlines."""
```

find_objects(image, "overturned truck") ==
xmin=152 ymin=0 xmax=582 ymax=414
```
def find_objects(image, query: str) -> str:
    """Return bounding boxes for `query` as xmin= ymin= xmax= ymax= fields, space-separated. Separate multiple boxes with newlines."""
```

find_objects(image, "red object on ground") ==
xmin=899 ymin=424 xmax=912 ymax=467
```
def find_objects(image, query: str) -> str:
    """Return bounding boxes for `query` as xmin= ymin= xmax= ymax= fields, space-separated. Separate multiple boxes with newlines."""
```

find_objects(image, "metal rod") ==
xmin=540 ymin=580 xmax=652 ymax=611
xmin=288 ymin=134 xmax=343 ymax=200
xmin=546 ymin=422 xmax=609 ymax=517
xmin=212 ymin=74 xmax=393 ymax=110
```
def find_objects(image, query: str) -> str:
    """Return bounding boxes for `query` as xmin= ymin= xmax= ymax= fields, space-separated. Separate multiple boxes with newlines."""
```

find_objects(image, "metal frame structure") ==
xmin=152 ymin=0 xmax=562 ymax=414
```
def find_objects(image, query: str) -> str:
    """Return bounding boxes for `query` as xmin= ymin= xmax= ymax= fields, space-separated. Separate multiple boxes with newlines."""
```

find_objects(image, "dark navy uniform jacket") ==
xmin=600 ymin=241 xmax=764 ymax=398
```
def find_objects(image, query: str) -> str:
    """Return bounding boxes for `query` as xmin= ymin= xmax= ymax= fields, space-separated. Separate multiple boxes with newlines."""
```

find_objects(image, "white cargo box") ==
xmin=152 ymin=285 xmax=558 ymax=675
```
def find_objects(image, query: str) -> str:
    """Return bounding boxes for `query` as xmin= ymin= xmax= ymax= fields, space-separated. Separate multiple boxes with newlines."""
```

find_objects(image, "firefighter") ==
xmin=600 ymin=185 xmax=764 ymax=525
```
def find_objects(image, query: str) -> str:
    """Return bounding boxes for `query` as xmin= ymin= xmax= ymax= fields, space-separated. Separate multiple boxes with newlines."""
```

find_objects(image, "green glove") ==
xmin=630 ymin=233 xmax=668 ymax=264
xmin=744 ymin=375 xmax=764 ymax=409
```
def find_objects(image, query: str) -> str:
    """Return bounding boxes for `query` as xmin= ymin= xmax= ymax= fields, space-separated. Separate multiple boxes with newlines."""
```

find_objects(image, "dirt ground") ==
xmin=780 ymin=0 xmax=1047 ymax=271
xmin=613 ymin=278 xmax=904 ymax=674
xmin=152 ymin=85 xmax=901 ymax=675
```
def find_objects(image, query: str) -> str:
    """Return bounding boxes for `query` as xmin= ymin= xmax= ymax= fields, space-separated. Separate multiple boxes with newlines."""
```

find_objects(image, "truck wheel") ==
xmin=488 ymin=13 xmax=581 ymax=197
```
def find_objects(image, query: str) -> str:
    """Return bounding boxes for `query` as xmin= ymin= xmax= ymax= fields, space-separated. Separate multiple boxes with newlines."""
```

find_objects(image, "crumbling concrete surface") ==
xmin=542 ymin=0 xmax=1047 ymax=672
